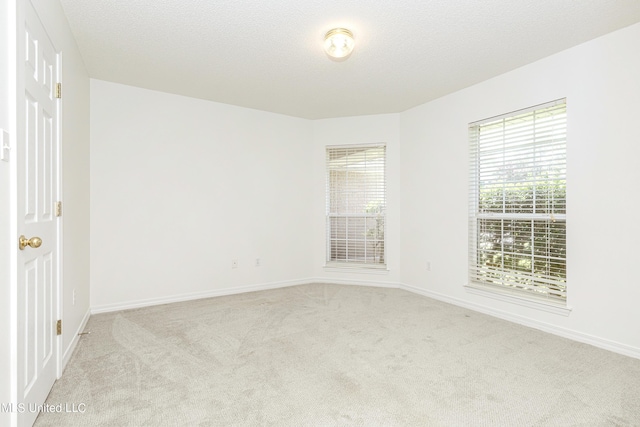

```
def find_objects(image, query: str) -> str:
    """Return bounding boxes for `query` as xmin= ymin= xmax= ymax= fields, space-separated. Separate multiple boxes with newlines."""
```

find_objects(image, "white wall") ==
xmin=310 ymin=114 xmax=402 ymax=286
xmin=89 ymin=84 xmax=402 ymax=309
xmin=400 ymin=22 xmax=640 ymax=356
xmin=90 ymin=80 xmax=314 ymax=311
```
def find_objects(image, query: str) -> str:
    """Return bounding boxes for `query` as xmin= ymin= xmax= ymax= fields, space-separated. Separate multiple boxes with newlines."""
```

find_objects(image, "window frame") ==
xmin=325 ymin=144 xmax=387 ymax=269
xmin=468 ymin=99 xmax=567 ymax=306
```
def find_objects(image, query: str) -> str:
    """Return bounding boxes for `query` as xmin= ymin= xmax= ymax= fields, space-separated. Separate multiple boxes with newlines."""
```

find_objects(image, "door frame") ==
xmin=4 ymin=0 xmax=18 ymax=426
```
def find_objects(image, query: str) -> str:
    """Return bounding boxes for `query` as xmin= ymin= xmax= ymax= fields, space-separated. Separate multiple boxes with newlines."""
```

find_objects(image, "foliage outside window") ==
xmin=326 ymin=145 xmax=386 ymax=267
xmin=469 ymin=100 xmax=567 ymax=303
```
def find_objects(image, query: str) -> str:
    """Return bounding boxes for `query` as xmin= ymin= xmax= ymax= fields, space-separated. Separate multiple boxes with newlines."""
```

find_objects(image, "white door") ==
xmin=16 ymin=1 xmax=61 ymax=426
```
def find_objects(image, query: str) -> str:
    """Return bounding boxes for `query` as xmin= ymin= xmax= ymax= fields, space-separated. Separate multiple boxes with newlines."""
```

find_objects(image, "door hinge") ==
xmin=56 ymin=319 xmax=62 ymax=336
xmin=55 ymin=83 xmax=62 ymax=99
xmin=55 ymin=201 xmax=62 ymax=217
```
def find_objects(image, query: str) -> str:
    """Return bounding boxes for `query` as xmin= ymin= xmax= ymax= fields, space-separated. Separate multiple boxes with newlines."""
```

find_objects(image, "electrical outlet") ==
xmin=255 ymin=258 xmax=261 ymax=267
xmin=72 ymin=289 xmax=76 ymax=305
xmin=427 ymin=261 xmax=432 ymax=271
xmin=232 ymin=259 xmax=238 ymax=269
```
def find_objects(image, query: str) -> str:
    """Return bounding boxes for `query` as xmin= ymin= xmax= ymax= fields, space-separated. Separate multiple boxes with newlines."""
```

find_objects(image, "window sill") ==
xmin=464 ymin=283 xmax=572 ymax=316
xmin=323 ymin=263 xmax=389 ymax=275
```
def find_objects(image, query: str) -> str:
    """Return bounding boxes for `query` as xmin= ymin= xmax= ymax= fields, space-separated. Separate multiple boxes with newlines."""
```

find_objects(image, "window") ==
xmin=469 ymin=100 xmax=567 ymax=303
xmin=326 ymin=145 xmax=386 ymax=267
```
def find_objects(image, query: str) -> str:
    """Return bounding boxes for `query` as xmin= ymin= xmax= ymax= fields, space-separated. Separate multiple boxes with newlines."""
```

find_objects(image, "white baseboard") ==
xmin=400 ymin=282 xmax=640 ymax=360
xmin=60 ymin=308 xmax=91 ymax=374
xmin=88 ymin=278 xmax=640 ymax=360
xmin=90 ymin=278 xmax=316 ymax=314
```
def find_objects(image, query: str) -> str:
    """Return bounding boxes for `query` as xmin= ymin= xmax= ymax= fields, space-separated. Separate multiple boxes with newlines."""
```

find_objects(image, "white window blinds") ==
xmin=326 ymin=145 xmax=386 ymax=267
xmin=469 ymin=100 xmax=567 ymax=302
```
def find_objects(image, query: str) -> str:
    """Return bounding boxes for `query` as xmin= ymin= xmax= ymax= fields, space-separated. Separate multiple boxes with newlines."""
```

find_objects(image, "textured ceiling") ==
xmin=58 ymin=0 xmax=640 ymax=119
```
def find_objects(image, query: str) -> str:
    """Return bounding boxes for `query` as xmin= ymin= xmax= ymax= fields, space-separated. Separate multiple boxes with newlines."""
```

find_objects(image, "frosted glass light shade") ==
xmin=323 ymin=28 xmax=355 ymax=58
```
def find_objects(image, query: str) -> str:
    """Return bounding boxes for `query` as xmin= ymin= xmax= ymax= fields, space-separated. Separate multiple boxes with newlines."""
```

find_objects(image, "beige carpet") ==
xmin=35 ymin=284 xmax=640 ymax=426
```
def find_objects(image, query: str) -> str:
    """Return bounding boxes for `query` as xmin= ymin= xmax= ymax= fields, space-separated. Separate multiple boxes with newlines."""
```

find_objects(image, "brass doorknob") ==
xmin=19 ymin=235 xmax=42 ymax=250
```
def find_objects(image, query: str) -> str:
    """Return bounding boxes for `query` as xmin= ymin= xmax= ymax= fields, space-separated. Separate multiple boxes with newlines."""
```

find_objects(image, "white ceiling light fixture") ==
xmin=323 ymin=28 xmax=355 ymax=59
